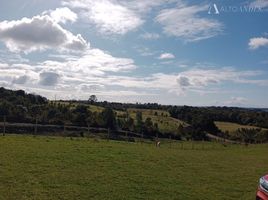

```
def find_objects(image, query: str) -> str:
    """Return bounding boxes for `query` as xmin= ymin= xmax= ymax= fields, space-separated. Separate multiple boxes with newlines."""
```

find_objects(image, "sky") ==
xmin=0 ymin=0 xmax=267 ymax=107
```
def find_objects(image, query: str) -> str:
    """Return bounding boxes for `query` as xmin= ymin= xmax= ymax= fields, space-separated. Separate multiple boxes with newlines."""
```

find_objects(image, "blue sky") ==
xmin=0 ymin=0 xmax=267 ymax=107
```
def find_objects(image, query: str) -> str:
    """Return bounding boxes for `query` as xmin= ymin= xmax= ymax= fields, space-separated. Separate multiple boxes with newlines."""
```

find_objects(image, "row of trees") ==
xmin=227 ymin=128 xmax=268 ymax=144
xmin=0 ymin=87 xmax=161 ymax=138
xmin=168 ymin=106 xmax=268 ymax=129
xmin=1 ymin=87 xmax=268 ymax=142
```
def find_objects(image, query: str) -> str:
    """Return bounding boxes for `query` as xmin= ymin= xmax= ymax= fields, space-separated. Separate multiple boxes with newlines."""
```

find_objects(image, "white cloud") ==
xmin=64 ymin=0 xmax=143 ymax=35
xmin=1 ymin=59 xmax=267 ymax=104
xmin=119 ymin=0 xmax=177 ymax=13
xmin=158 ymin=53 xmax=175 ymax=59
xmin=12 ymin=75 xmax=30 ymax=85
xmin=175 ymin=68 xmax=262 ymax=92
xmin=250 ymin=0 xmax=268 ymax=9
xmin=224 ymin=97 xmax=249 ymax=106
xmin=0 ymin=14 xmax=88 ymax=53
xmin=155 ymin=4 xmax=223 ymax=41
xmin=62 ymin=48 xmax=137 ymax=73
xmin=44 ymin=7 xmax=78 ymax=24
xmin=248 ymin=37 xmax=268 ymax=50
xmin=134 ymin=46 xmax=157 ymax=57
xmin=140 ymin=32 xmax=160 ymax=40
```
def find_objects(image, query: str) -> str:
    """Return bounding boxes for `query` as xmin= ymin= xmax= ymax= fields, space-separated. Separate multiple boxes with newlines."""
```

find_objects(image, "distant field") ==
xmin=0 ymin=135 xmax=267 ymax=200
xmin=215 ymin=121 xmax=266 ymax=133
xmin=54 ymin=102 xmax=186 ymax=135
xmin=127 ymin=108 xmax=187 ymax=134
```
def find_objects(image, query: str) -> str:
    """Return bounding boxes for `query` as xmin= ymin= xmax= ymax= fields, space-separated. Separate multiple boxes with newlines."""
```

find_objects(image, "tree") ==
xmin=135 ymin=111 xmax=143 ymax=134
xmin=30 ymin=105 xmax=42 ymax=135
xmin=176 ymin=124 xmax=184 ymax=139
xmin=0 ymin=101 xmax=10 ymax=136
xmin=144 ymin=117 xmax=153 ymax=135
xmin=72 ymin=105 xmax=90 ymax=126
xmin=88 ymin=95 xmax=98 ymax=104
xmin=85 ymin=111 xmax=93 ymax=134
xmin=101 ymin=107 xmax=116 ymax=130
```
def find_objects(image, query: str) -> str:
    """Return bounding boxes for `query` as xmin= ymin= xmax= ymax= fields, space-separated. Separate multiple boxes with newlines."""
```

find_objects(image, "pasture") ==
xmin=215 ymin=121 xmax=266 ymax=133
xmin=0 ymin=135 xmax=267 ymax=200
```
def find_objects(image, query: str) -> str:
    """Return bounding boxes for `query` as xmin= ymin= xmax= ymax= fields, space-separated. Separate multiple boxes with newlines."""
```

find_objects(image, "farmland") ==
xmin=0 ymin=134 xmax=267 ymax=200
xmin=215 ymin=121 xmax=267 ymax=133
xmin=57 ymin=101 xmax=187 ymax=134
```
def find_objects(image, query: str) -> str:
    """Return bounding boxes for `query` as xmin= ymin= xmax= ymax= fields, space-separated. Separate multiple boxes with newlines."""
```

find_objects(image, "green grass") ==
xmin=0 ymin=135 xmax=267 ymax=200
xmin=215 ymin=121 xmax=266 ymax=134
xmin=127 ymin=108 xmax=187 ymax=134
xmin=52 ymin=102 xmax=186 ymax=134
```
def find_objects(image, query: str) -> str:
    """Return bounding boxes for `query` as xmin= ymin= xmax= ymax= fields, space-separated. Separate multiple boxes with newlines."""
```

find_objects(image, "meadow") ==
xmin=1 ymin=134 xmax=267 ymax=200
xmin=215 ymin=121 xmax=267 ymax=133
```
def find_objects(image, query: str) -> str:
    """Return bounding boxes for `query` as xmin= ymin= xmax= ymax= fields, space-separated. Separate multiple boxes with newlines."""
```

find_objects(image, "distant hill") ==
xmin=1 ymin=87 xmax=268 ymax=142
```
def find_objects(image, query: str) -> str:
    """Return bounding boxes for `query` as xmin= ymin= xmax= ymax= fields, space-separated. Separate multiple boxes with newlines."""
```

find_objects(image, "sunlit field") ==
xmin=0 ymin=135 xmax=267 ymax=200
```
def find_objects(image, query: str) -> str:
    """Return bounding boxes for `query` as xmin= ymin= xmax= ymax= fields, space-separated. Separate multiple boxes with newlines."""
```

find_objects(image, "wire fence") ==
xmin=0 ymin=121 xmax=263 ymax=150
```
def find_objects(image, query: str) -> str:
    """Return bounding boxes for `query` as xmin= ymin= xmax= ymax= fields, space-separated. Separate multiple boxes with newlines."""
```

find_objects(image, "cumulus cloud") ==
xmin=177 ymin=76 xmax=190 ymax=87
xmin=63 ymin=0 xmax=143 ymax=35
xmin=1 ymin=58 xmax=268 ymax=103
xmin=248 ymin=37 xmax=268 ymax=50
xmin=175 ymin=68 xmax=262 ymax=92
xmin=39 ymin=72 xmax=60 ymax=86
xmin=44 ymin=7 xmax=78 ymax=24
xmin=158 ymin=53 xmax=175 ymax=59
xmin=60 ymin=48 xmax=137 ymax=74
xmin=250 ymin=0 xmax=268 ymax=9
xmin=12 ymin=75 xmax=29 ymax=85
xmin=0 ymin=14 xmax=88 ymax=53
xmin=155 ymin=4 xmax=223 ymax=41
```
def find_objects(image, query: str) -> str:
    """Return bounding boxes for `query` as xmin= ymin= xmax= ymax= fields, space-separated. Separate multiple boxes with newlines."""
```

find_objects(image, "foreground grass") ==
xmin=0 ymin=135 xmax=267 ymax=200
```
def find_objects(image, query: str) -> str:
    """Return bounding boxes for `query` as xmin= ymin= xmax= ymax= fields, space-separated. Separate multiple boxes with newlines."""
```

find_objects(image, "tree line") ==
xmin=1 ymin=87 xmax=268 ymax=142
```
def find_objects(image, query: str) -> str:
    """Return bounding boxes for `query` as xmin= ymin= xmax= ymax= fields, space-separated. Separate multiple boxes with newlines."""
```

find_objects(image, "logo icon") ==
xmin=208 ymin=3 xmax=220 ymax=15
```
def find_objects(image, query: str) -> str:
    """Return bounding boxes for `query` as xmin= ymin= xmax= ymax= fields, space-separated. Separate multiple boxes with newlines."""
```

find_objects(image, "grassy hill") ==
xmin=0 ymin=134 xmax=267 ymax=200
xmin=215 ymin=121 xmax=267 ymax=133
xmin=126 ymin=108 xmax=187 ymax=134
xmin=55 ymin=101 xmax=187 ymax=135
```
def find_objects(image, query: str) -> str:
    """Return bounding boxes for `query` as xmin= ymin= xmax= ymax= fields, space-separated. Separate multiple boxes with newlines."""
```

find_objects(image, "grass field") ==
xmin=127 ymin=108 xmax=187 ymax=134
xmin=0 ymin=135 xmax=267 ymax=200
xmin=55 ymin=101 xmax=186 ymax=134
xmin=215 ymin=121 xmax=266 ymax=133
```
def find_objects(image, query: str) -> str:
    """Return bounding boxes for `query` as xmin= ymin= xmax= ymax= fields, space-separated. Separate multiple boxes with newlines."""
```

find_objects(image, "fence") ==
xmin=0 ymin=121 xmax=261 ymax=150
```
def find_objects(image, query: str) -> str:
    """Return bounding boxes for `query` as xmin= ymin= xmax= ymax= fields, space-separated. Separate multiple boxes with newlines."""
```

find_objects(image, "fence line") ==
xmin=0 ymin=121 xmax=262 ymax=149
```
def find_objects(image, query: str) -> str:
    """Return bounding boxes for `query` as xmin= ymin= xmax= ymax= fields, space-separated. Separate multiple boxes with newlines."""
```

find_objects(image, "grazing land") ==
xmin=0 ymin=135 xmax=267 ymax=200
xmin=55 ymin=101 xmax=187 ymax=134
xmin=126 ymin=108 xmax=187 ymax=133
xmin=215 ymin=121 xmax=266 ymax=133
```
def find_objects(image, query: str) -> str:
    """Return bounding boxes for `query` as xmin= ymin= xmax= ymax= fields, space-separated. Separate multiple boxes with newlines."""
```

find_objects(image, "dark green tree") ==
xmin=0 ymin=101 xmax=10 ymax=136
xmin=135 ymin=111 xmax=143 ymax=134
xmin=101 ymin=107 xmax=116 ymax=130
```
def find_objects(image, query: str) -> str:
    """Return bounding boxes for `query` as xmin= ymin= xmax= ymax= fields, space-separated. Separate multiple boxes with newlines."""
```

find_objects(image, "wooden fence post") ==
xmin=34 ymin=117 xmax=38 ymax=135
xmin=125 ymin=131 xmax=128 ymax=142
xmin=107 ymin=128 xmax=110 ymax=141
xmin=3 ymin=115 xmax=6 ymax=136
